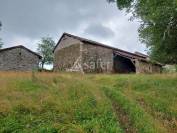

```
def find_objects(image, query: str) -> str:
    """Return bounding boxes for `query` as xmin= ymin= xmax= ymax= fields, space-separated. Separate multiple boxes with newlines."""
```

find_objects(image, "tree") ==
xmin=37 ymin=37 xmax=56 ymax=69
xmin=108 ymin=0 xmax=177 ymax=64
xmin=0 ymin=21 xmax=3 ymax=48
xmin=0 ymin=39 xmax=2 ymax=49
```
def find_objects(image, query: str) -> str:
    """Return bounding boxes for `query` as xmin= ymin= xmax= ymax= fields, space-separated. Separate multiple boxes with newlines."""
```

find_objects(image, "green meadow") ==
xmin=0 ymin=72 xmax=176 ymax=133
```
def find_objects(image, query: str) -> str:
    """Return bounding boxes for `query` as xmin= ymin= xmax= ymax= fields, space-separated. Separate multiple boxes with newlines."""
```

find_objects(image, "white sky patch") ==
xmin=103 ymin=15 xmax=147 ymax=54
xmin=8 ymin=37 xmax=39 ymax=52
xmin=44 ymin=64 xmax=53 ymax=70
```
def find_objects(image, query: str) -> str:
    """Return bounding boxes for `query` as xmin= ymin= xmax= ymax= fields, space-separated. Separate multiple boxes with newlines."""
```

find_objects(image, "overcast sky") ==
xmin=0 ymin=0 xmax=147 ymax=53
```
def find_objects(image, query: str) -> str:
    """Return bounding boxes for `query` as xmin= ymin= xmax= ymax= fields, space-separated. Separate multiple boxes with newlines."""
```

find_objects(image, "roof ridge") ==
xmin=54 ymin=32 xmax=147 ymax=59
xmin=0 ymin=45 xmax=42 ymax=58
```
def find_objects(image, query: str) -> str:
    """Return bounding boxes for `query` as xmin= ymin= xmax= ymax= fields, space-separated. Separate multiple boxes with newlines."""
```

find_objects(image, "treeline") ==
xmin=108 ymin=0 xmax=177 ymax=64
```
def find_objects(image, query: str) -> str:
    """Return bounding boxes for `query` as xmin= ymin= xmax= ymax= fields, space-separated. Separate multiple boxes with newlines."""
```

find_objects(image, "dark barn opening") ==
xmin=113 ymin=54 xmax=136 ymax=73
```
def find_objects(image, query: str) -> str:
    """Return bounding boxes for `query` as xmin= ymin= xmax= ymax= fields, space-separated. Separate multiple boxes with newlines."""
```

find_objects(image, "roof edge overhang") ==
xmin=0 ymin=45 xmax=42 ymax=59
xmin=53 ymin=33 xmax=147 ymax=58
xmin=113 ymin=51 xmax=163 ymax=66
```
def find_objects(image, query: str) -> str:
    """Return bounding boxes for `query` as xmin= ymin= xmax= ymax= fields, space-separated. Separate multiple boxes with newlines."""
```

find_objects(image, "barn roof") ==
xmin=0 ymin=45 xmax=42 ymax=59
xmin=134 ymin=51 xmax=149 ymax=58
xmin=54 ymin=33 xmax=146 ymax=57
xmin=54 ymin=33 xmax=162 ymax=66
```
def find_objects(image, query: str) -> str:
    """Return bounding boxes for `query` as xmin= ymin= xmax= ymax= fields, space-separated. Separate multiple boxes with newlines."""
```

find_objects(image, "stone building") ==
xmin=0 ymin=45 xmax=42 ymax=71
xmin=53 ymin=33 xmax=162 ymax=73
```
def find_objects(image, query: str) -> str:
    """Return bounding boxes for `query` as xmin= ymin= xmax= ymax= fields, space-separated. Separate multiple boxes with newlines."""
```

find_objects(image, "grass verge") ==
xmin=103 ymin=86 xmax=167 ymax=133
xmin=0 ymin=72 xmax=123 ymax=133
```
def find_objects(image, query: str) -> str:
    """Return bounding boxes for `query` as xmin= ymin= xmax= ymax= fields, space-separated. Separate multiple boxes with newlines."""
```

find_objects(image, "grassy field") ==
xmin=0 ymin=72 xmax=176 ymax=133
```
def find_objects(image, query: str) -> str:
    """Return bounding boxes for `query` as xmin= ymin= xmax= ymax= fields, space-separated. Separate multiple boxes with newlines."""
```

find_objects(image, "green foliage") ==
xmin=109 ymin=0 xmax=177 ymax=63
xmin=37 ymin=37 xmax=56 ymax=68
xmin=0 ymin=39 xmax=3 ymax=49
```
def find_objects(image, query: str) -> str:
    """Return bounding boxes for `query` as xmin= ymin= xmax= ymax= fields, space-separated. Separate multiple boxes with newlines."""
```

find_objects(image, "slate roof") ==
xmin=0 ymin=45 xmax=42 ymax=59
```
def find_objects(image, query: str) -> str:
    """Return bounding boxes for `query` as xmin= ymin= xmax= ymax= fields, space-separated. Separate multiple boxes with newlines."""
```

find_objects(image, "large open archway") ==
xmin=113 ymin=54 xmax=136 ymax=73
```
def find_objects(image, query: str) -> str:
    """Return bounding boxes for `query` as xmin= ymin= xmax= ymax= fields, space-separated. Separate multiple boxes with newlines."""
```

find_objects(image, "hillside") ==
xmin=0 ymin=72 xmax=176 ymax=133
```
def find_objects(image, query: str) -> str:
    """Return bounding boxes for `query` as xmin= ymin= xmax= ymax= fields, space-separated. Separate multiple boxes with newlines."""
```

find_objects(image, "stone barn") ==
xmin=53 ymin=33 xmax=162 ymax=73
xmin=0 ymin=45 xmax=42 ymax=71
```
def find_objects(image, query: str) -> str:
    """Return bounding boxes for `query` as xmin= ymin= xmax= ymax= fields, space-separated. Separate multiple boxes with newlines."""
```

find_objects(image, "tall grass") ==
xmin=103 ymin=87 xmax=167 ymax=133
xmin=0 ymin=72 xmax=176 ymax=133
xmin=94 ymin=74 xmax=177 ymax=133
xmin=0 ymin=72 xmax=122 ymax=133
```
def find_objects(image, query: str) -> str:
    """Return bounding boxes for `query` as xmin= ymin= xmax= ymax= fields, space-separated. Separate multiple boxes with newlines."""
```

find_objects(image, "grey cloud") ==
xmin=0 ymin=0 xmax=146 ymax=53
xmin=0 ymin=0 xmax=119 ymax=38
xmin=84 ymin=23 xmax=115 ymax=38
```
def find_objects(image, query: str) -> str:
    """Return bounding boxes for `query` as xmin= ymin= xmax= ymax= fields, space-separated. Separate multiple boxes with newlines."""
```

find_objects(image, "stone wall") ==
xmin=54 ymin=42 xmax=113 ymax=73
xmin=53 ymin=35 xmax=162 ymax=74
xmin=54 ymin=44 xmax=82 ymax=72
xmin=81 ymin=43 xmax=113 ymax=73
xmin=135 ymin=60 xmax=161 ymax=73
xmin=152 ymin=64 xmax=162 ymax=73
xmin=0 ymin=47 xmax=40 ymax=71
xmin=55 ymin=35 xmax=82 ymax=51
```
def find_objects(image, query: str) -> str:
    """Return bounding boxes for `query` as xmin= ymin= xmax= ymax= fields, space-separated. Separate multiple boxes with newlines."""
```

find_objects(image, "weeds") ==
xmin=103 ymin=87 xmax=166 ymax=133
xmin=0 ymin=72 xmax=176 ymax=132
xmin=0 ymin=72 xmax=122 ymax=133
